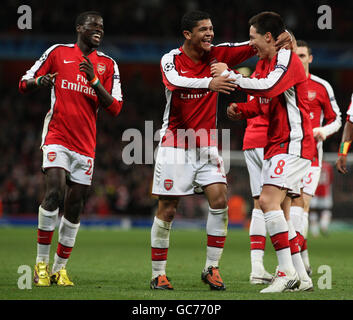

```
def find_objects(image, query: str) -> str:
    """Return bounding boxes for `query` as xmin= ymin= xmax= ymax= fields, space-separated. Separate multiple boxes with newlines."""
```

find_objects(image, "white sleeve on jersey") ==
xmin=21 ymin=44 xmax=67 ymax=81
xmin=313 ymin=76 xmax=342 ymax=137
xmin=111 ymin=60 xmax=123 ymax=101
xmin=222 ymin=49 xmax=291 ymax=93
xmin=161 ymin=51 xmax=212 ymax=90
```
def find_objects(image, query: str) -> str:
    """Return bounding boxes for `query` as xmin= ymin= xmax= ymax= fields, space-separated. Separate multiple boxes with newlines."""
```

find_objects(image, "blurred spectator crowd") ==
xmin=1 ymin=0 xmax=352 ymax=43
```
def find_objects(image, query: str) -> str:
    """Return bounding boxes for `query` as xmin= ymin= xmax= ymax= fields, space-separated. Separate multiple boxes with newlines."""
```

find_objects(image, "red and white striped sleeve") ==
xmin=160 ymin=49 xmax=212 ymax=91
xmin=311 ymin=75 xmax=342 ymax=137
xmin=222 ymin=49 xmax=297 ymax=98
xmin=18 ymin=44 xmax=59 ymax=93
xmin=102 ymin=58 xmax=123 ymax=116
xmin=212 ymin=41 xmax=255 ymax=67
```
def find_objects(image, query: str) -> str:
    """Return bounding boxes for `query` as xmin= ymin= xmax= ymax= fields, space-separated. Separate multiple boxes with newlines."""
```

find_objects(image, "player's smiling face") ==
xmin=78 ymin=15 xmax=104 ymax=48
xmin=188 ymin=19 xmax=214 ymax=52
xmin=249 ymin=26 xmax=270 ymax=59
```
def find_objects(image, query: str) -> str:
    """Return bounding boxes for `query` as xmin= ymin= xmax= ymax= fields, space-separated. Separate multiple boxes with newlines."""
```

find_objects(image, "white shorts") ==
xmin=152 ymin=146 xmax=227 ymax=196
xmin=244 ymin=148 xmax=264 ymax=198
xmin=302 ymin=166 xmax=322 ymax=196
xmin=42 ymin=144 xmax=94 ymax=186
xmin=263 ymin=154 xmax=311 ymax=196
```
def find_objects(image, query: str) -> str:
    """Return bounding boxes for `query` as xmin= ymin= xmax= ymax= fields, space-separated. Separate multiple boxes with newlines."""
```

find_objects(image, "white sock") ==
xmin=320 ymin=210 xmax=332 ymax=232
xmin=290 ymin=206 xmax=304 ymax=235
xmin=249 ymin=208 xmax=267 ymax=274
xmin=52 ymin=216 xmax=80 ymax=273
xmin=303 ymin=211 xmax=309 ymax=238
xmin=264 ymin=210 xmax=295 ymax=276
xmin=310 ymin=211 xmax=320 ymax=237
xmin=151 ymin=216 xmax=172 ymax=279
xmin=36 ymin=206 xmax=59 ymax=264
xmin=205 ymin=207 xmax=228 ymax=270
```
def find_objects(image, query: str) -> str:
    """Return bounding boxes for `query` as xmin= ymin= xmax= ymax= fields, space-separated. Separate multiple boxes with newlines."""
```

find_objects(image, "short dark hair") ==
xmin=248 ymin=11 xmax=285 ymax=40
xmin=75 ymin=11 xmax=102 ymax=27
xmin=296 ymin=40 xmax=312 ymax=55
xmin=181 ymin=10 xmax=211 ymax=33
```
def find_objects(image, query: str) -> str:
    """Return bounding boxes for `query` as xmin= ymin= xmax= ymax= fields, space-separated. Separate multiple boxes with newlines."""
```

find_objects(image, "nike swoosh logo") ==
xmin=64 ymin=60 xmax=75 ymax=64
xmin=270 ymin=175 xmax=280 ymax=178
xmin=63 ymin=251 xmax=71 ymax=255
xmin=180 ymin=70 xmax=188 ymax=74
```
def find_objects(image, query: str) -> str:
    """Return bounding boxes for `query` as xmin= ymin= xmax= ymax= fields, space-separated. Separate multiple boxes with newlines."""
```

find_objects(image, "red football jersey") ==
xmin=227 ymin=49 xmax=315 ymax=161
xmin=307 ymin=74 xmax=341 ymax=166
xmin=242 ymin=97 xmax=269 ymax=150
xmin=159 ymin=42 xmax=254 ymax=147
xmin=19 ymin=43 xmax=123 ymax=158
xmin=346 ymin=93 xmax=353 ymax=123
xmin=315 ymin=161 xmax=333 ymax=197
xmin=241 ymin=70 xmax=269 ymax=150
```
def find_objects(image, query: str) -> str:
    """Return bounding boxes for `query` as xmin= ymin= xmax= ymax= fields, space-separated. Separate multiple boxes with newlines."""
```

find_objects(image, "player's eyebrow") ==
xmin=198 ymin=25 xmax=213 ymax=32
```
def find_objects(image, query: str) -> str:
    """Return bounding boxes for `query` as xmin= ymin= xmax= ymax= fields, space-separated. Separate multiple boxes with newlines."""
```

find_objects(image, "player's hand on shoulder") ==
xmin=336 ymin=156 xmax=348 ymax=174
xmin=210 ymin=62 xmax=228 ymax=77
xmin=209 ymin=75 xmax=237 ymax=95
xmin=275 ymin=30 xmax=292 ymax=51
xmin=227 ymin=103 xmax=243 ymax=121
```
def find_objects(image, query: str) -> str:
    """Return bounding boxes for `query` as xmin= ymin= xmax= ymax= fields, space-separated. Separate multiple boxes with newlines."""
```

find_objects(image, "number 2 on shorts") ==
xmin=85 ymin=159 xmax=93 ymax=175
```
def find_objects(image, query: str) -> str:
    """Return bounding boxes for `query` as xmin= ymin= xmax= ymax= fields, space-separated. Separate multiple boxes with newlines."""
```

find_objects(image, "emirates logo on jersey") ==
xmin=47 ymin=152 xmax=57 ymax=162
xmin=97 ymin=63 xmax=106 ymax=75
xmin=308 ymin=90 xmax=317 ymax=101
xmin=164 ymin=179 xmax=173 ymax=191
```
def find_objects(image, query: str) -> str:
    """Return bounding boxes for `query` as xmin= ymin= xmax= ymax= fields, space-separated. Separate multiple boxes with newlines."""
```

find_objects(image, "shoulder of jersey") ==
xmin=96 ymin=50 xmax=117 ymax=65
xmin=48 ymin=43 xmax=75 ymax=52
xmin=309 ymin=74 xmax=331 ymax=88
xmin=161 ymin=48 xmax=182 ymax=60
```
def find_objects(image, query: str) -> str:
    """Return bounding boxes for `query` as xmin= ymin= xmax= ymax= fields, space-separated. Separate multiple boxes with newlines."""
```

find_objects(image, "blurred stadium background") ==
xmin=0 ymin=0 xmax=353 ymax=231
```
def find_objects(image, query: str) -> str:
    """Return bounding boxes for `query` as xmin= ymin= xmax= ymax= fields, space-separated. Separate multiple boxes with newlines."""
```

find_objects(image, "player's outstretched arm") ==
xmin=19 ymin=73 xmax=58 ymax=93
xmin=209 ymin=75 xmax=237 ymax=95
xmin=336 ymin=121 xmax=353 ymax=174
xmin=79 ymin=55 xmax=122 ymax=116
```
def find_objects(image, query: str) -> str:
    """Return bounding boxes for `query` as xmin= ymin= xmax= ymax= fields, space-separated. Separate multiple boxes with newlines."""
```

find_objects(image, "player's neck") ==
xmin=182 ymin=42 xmax=205 ymax=63
xmin=77 ymin=40 xmax=96 ymax=56
xmin=267 ymin=46 xmax=277 ymax=61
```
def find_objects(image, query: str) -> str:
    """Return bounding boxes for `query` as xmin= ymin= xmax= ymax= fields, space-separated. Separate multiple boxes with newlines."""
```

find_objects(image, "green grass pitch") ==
xmin=0 ymin=226 xmax=352 ymax=300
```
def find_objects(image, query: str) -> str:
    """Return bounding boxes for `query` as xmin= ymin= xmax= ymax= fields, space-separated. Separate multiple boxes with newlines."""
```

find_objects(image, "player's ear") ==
xmin=264 ymin=32 xmax=272 ymax=43
xmin=309 ymin=54 xmax=313 ymax=64
xmin=183 ymin=30 xmax=192 ymax=40
xmin=76 ymin=24 xmax=82 ymax=33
